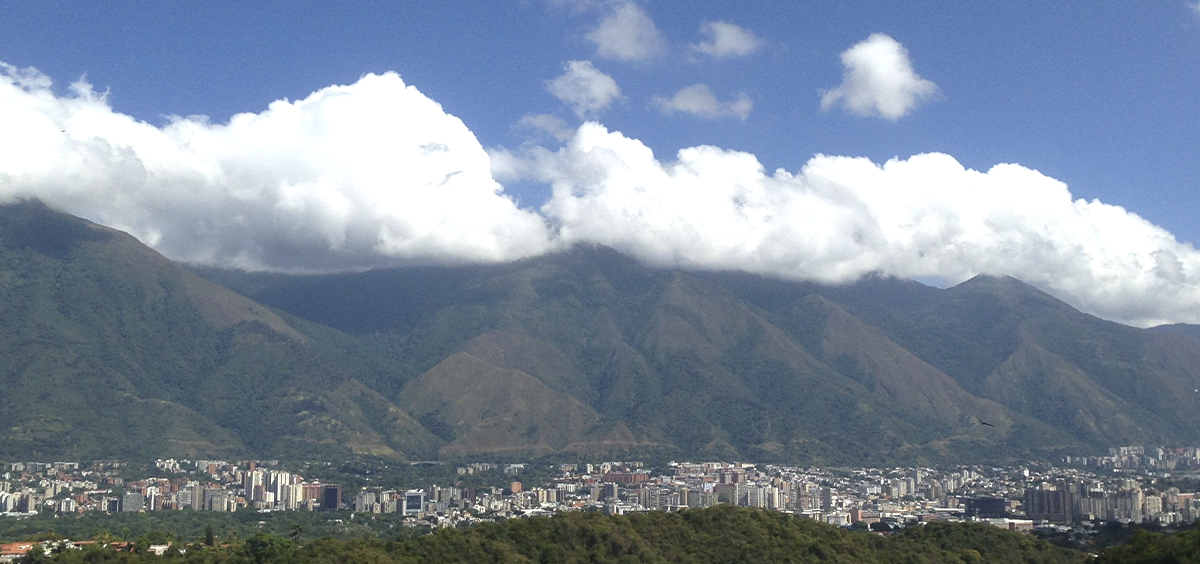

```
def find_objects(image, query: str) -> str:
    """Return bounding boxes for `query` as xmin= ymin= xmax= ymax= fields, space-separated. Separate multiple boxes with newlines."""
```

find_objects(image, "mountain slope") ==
xmin=223 ymin=248 xmax=1200 ymax=463
xmin=400 ymin=353 xmax=604 ymax=458
xmin=7 ymin=200 xmax=1200 ymax=463
xmin=790 ymin=294 xmax=1011 ymax=429
xmin=0 ymin=201 xmax=437 ymax=460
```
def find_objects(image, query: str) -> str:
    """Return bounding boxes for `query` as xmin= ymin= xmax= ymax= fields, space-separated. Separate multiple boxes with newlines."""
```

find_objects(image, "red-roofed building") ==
xmin=0 ymin=542 xmax=34 ymax=563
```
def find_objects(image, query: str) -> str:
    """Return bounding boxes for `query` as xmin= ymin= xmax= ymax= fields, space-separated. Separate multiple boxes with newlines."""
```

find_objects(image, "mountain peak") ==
xmin=0 ymin=199 xmax=114 ymax=259
xmin=948 ymin=274 xmax=1071 ymax=311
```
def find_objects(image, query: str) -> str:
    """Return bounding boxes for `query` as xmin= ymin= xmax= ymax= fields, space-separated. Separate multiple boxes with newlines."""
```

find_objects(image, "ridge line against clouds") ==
xmin=5 ymin=62 xmax=1200 ymax=328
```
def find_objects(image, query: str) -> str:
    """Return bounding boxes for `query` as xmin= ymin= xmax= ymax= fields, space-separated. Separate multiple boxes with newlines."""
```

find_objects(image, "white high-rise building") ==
xmin=244 ymin=470 xmax=263 ymax=502
xmin=270 ymin=471 xmax=291 ymax=503
xmin=284 ymin=484 xmax=303 ymax=511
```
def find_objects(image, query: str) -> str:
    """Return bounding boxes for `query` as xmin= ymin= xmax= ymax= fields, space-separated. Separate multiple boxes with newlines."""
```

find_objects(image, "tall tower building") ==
xmin=321 ymin=484 xmax=342 ymax=511
xmin=244 ymin=470 xmax=263 ymax=502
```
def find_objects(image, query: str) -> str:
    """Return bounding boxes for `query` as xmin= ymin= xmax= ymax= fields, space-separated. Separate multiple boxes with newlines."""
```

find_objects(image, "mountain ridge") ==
xmin=3 ymin=200 xmax=1199 ymax=464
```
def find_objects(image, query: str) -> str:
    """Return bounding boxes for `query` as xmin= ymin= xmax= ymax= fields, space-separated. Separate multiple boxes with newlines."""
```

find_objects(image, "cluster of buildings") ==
xmin=3 ymin=445 xmax=1199 ymax=532
xmin=346 ymin=458 xmax=1200 ymax=531
xmin=1064 ymin=446 xmax=1200 ymax=472
xmin=1025 ymin=478 xmax=1200 ymax=524
xmin=0 ymin=460 xmax=343 ymax=515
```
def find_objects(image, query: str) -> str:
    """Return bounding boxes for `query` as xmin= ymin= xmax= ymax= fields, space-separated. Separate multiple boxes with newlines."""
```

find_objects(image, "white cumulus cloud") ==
xmin=0 ymin=63 xmax=555 ymax=272
xmin=545 ymin=60 xmax=623 ymax=119
xmin=652 ymin=84 xmax=752 ymax=120
xmin=505 ymin=123 xmax=1200 ymax=328
xmin=586 ymin=2 xmax=666 ymax=62
xmin=689 ymin=21 xmax=765 ymax=59
xmin=820 ymin=33 xmax=939 ymax=120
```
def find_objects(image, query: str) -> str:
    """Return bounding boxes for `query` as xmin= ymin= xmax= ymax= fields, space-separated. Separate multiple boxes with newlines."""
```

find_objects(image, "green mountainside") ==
xmin=3 ymin=200 xmax=1200 ymax=464
xmin=216 ymin=243 xmax=1200 ymax=464
xmin=0 ymin=201 xmax=438 ymax=461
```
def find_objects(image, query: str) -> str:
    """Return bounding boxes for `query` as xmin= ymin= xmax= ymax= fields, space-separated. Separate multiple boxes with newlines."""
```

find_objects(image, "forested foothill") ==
xmin=10 ymin=506 xmax=1101 ymax=564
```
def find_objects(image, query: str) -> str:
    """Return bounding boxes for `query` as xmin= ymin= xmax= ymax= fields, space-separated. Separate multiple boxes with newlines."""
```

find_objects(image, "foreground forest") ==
xmin=15 ymin=506 xmax=1200 ymax=564
xmin=13 ymin=506 xmax=1094 ymax=564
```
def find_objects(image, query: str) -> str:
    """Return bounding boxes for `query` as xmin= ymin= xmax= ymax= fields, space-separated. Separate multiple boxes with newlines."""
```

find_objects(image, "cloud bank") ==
xmin=5 ymin=63 xmax=1200 ymax=327
xmin=0 ymin=64 xmax=553 ymax=272
xmin=505 ymin=123 xmax=1200 ymax=328
xmin=821 ymin=33 xmax=939 ymax=120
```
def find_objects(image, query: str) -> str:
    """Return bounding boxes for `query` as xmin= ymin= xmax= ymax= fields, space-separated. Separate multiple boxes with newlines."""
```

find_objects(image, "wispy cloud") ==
xmin=652 ymin=84 xmax=752 ymax=120
xmin=516 ymin=113 xmax=575 ymax=142
xmin=542 ymin=0 xmax=607 ymax=13
xmin=820 ymin=33 xmax=939 ymax=120
xmin=545 ymin=60 xmax=623 ymax=119
xmin=586 ymin=2 xmax=666 ymax=62
xmin=688 ymin=22 xmax=765 ymax=59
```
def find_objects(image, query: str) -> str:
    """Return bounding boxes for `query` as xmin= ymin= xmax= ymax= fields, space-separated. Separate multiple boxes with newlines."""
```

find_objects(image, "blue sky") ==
xmin=2 ymin=1 xmax=1200 ymax=326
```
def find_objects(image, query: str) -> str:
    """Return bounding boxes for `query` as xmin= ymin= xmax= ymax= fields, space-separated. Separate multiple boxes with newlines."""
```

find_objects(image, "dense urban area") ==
xmin=2 ymin=447 xmax=1199 ymax=530
xmin=0 ymin=447 xmax=1196 ymax=561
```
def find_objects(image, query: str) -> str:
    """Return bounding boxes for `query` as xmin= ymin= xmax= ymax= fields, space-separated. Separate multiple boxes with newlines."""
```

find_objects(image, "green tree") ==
xmin=18 ymin=544 xmax=49 ymax=564
xmin=241 ymin=532 xmax=296 ymax=564
xmin=144 ymin=530 xmax=168 ymax=545
xmin=92 ymin=530 xmax=117 ymax=544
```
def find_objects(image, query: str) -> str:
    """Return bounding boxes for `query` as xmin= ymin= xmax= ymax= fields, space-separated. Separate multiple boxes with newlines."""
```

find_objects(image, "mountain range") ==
xmin=2 ymin=200 xmax=1198 ymax=465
